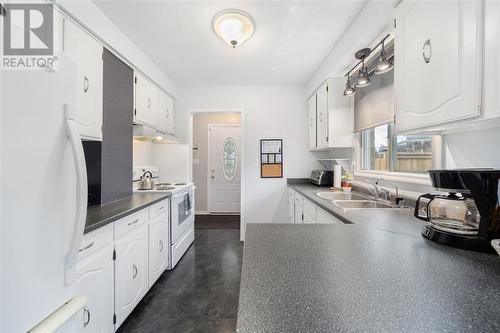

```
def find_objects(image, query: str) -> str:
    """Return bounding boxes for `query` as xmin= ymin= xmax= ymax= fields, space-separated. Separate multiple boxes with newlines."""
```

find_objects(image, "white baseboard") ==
xmin=195 ymin=210 xmax=210 ymax=215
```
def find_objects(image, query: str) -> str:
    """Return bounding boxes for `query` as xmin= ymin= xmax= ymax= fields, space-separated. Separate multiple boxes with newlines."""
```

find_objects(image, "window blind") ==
xmin=353 ymin=64 xmax=395 ymax=132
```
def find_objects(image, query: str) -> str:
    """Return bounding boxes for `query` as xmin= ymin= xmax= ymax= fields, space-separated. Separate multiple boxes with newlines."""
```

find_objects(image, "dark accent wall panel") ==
xmin=101 ymin=48 xmax=133 ymax=204
xmin=82 ymin=140 xmax=102 ymax=206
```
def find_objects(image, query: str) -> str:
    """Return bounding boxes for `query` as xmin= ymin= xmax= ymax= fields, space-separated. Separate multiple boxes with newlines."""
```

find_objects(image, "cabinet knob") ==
xmin=83 ymin=306 xmax=91 ymax=328
xmin=422 ymin=39 xmax=432 ymax=64
xmin=83 ymin=76 xmax=89 ymax=93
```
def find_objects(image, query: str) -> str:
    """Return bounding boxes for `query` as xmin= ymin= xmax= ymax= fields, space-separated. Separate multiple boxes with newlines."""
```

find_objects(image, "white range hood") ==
xmin=133 ymin=124 xmax=179 ymax=144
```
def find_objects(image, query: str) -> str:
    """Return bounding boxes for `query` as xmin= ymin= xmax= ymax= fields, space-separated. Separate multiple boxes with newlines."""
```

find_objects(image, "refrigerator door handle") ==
xmin=63 ymin=104 xmax=88 ymax=285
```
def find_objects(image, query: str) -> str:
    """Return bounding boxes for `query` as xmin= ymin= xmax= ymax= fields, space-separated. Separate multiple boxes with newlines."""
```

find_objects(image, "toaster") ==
xmin=309 ymin=170 xmax=333 ymax=186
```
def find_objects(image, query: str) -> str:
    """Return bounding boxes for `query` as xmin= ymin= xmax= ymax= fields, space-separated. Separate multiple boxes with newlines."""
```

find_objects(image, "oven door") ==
xmin=171 ymin=189 xmax=195 ymax=244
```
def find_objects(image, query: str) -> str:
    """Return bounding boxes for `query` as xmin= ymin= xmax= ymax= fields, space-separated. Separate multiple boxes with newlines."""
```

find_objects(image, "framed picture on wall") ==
xmin=260 ymin=139 xmax=283 ymax=178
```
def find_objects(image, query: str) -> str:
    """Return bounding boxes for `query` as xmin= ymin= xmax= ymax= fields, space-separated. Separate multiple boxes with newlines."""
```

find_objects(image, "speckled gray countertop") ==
xmin=237 ymin=182 xmax=500 ymax=332
xmin=85 ymin=192 xmax=170 ymax=233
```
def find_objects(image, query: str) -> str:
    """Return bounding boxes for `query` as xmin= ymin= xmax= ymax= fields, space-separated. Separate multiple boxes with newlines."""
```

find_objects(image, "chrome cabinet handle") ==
xmin=83 ymin=306 xmax=91 ymax=328
xmin=147 ymin=97 xmax=151 ymax=109
xmin=132 ymin=264 xmax=138 ymax=279
xmin=128 ymin=219 xmax=139 ymax=226
xmin=83 ymin=76 xmax=89 ymax=92
xmin=159 ymin=240 xmax=163 ymax=252
xmin=78 ymin=241 xmax=95 ymax=252
xmin=166 ymin=109 xmax=169 ymax=118
xmin=158 ymin=206 xmax=164 ymax=211
xmin=422 ymin=39 xmax=432 ymax=63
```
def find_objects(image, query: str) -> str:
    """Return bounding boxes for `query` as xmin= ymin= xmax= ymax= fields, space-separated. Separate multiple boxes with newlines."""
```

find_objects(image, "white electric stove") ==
xmin=133 ymin=166 xmax=195 ymax=269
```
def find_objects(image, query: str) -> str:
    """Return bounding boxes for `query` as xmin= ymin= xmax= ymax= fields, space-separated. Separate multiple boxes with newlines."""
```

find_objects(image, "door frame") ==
xmin=207 ymin=123 xmax=241 ymax=214
xmin=186 ymin=109 xmax=246 ymax=241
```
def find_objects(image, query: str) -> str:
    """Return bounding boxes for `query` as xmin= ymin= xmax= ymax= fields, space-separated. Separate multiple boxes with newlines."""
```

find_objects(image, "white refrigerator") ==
xmin=1 ymin=48 xmax=88 ymax=333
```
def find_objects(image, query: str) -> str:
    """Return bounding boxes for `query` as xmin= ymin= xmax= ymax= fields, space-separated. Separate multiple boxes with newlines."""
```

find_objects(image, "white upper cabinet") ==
xmin=63 ymin=18 xmax=103 ymax=141
xmin=158 ymin=90 xmax=175 ymax=135
xmin=316 ymin=82 xmax=329 ymax=149
xmin=134 ymin=72 xmax=158 ymax=127
xmin=394 ymin=0 xmax=483 ymax=132
xmin=309 ymin=79 xmax=353 ymax=150
xmin=308 ymin=94 xmax=317 ymax=150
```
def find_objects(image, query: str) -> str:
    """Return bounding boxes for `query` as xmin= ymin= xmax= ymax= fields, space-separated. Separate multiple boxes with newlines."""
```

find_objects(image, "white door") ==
xmin=208 ymin=125 xmax=241 ymax=213
xmin=308 ymin=94 xmax=317 ymax=150
xmin=63 ymin=18 xmax=103 ymax=140
xmin=134 ymin=73 xmax=158 ymax=127
xmin=394 ymin=0 xmax=482 ymax=132
xmin=316 ymin=82 xmax=329 ymax=148
xmin=114 ymin=225 xmax=148 ymax=329
xmin=148 ymin=214 xmax=168 ymax=288
xmin=75 ymin=247 xmax=114 ymax=333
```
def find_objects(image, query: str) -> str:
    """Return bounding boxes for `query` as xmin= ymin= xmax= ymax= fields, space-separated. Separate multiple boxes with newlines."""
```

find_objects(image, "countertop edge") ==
xmin=84 ymin=193 xmax=171 ymax=234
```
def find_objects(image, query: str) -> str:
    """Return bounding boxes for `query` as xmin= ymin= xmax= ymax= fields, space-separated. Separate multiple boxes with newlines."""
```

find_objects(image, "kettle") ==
xmin=138 ymin=171 xmax=155 ymax=190
xmin=414 ymin=193 xmax=481 ymax=235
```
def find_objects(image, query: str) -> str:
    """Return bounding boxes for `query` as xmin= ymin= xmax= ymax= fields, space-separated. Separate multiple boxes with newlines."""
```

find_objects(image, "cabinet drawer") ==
xmin=149 ymin=199 xmax=169 ymax=220
xmin=78 ymin=224 xmax=113 ymax=262
xmin=114 ymin=209 xmax=148 ymax=240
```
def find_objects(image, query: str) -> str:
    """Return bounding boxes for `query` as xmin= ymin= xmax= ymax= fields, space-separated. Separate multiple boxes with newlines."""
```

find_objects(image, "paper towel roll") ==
xmin=334 ymin=165 xmax=342 ymax=188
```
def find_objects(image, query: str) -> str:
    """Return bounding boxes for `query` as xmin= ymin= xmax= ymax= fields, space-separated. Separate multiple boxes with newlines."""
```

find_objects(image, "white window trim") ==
xmin=352 ymin=131 xmax=442 ymax=186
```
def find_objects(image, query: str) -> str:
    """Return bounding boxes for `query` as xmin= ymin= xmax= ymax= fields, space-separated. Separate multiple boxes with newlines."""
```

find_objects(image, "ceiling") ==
xmin=94 ymin=1 xmax=366 ymax=86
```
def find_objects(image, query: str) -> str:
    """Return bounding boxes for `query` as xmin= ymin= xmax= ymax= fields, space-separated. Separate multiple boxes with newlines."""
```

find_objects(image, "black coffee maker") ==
xmin=415 ymin=168 xmax=500 ymax=253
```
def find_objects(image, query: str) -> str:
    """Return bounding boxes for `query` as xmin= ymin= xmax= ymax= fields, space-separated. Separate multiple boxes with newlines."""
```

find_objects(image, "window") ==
xmin=360 ymin=123 xmax=438 ymax=174
xmin=222 ymin=137 xmax=237 ymax=181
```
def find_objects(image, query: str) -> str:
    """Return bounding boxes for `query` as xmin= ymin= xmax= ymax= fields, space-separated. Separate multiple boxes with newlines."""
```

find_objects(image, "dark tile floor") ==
xmin=117 ymin=228 xmax=243 ymax=333
xmin=195 ymin=215 xmax=240 ymax=229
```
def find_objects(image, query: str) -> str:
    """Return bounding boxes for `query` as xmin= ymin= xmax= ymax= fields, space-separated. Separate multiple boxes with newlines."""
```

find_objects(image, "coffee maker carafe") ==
xmin=415 ymin=169 xmax=500 ymax=253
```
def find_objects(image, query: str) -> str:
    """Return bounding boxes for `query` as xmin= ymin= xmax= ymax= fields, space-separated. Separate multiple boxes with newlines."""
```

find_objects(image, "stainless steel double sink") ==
xmin=316 ymin=191 xmax=395 ymax=210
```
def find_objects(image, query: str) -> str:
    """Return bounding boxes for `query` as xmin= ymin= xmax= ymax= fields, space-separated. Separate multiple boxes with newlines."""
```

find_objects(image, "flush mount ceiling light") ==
xmin=212 ymin=9 xmax=255 ymax=48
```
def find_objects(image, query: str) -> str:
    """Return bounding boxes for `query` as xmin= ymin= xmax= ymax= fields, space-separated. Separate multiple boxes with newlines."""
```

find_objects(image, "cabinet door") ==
xmin=75 ymin=246 xmax=114 ymax=333
xmin=317 ymin=208 xmax=342 ymax=224
xmin=308 ymin=94 xmax=317 ymax=150
xmin=316 ymin=82 xmax=329 ymax=148
xmin=114 ymin=225 xmax=148 ymax=329
xmin=134 ymin=73 xmax=158 ymax=127
xmin=303 ymin=199 xmax=317 ymax=224
xmin=63 ymin=18 xmax=103 ymax=140
xmin=157 ymin=91 xmax=174 ymax=134
xmin=288 ymin=189 xmax=295 ymax=223
xmin=294 ymin=194 xmax=304 ymax=224
xmin=394 ymin=0 xmax=482 ymax=132
xmin=149 ymin=214 xmax=168 ymax=288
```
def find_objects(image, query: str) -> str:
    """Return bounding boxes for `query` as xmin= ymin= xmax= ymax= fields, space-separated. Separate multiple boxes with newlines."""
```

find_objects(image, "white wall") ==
xmin=192 ymin=113 xmax=241 ymax=212
xmin=444 ymin=128 xmax=500 ymax=169
xmin=176 ymin=86 xmax=321 ymax=233
xmin=132 ymin=140 xmax=154 ymax=166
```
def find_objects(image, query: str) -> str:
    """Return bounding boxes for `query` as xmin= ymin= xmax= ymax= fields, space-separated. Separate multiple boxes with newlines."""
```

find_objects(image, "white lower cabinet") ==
xmin=75 ymin=245 xmax=114 ymax=333
xmin=288 ymin=189 xmax=295 ymax=223
xmin=148 ymin=213 xmax=169 ymax=288
xmin=303 ymin=199 xmax=317 ymax=224
xmin=75 ymin=224 xmax=114 ymax=333
xmin=114 ymin=224 xmax=148 ymax=329
xmin=294 ymin=194 xmax=304 ymax=224
xmin=316 ymin=207 xmax=342 ymax=224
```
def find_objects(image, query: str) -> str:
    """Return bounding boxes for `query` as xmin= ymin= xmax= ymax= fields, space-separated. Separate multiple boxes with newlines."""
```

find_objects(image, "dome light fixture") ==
xmin=212 ymin=9 xmax=255 ymax=48
xmin=375 ymin=39 xmax=393 ymax=74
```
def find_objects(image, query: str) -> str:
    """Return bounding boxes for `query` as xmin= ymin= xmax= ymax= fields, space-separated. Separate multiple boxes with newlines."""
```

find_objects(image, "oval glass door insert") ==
xmin=222 ymin=137 xmax=238 ymax=181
